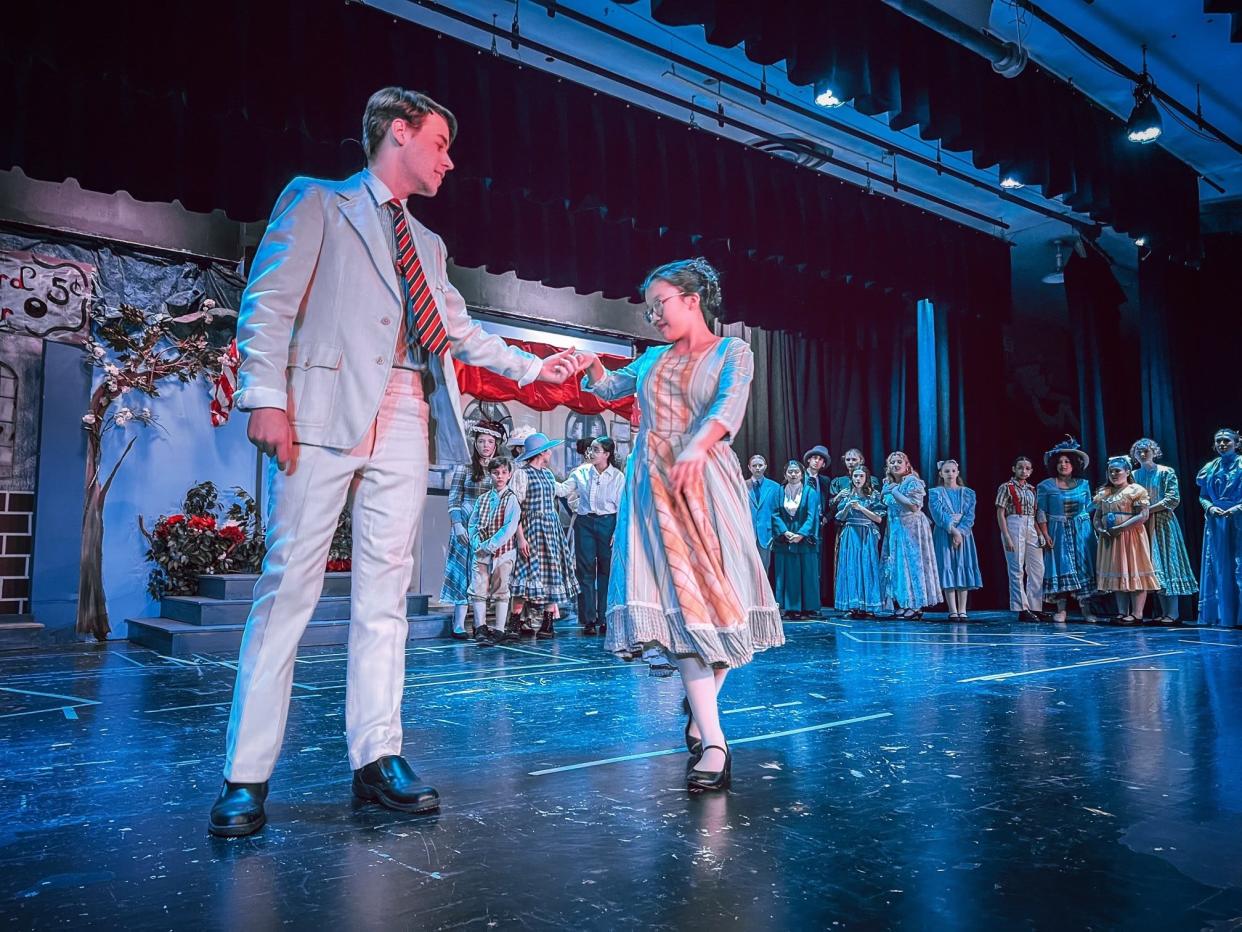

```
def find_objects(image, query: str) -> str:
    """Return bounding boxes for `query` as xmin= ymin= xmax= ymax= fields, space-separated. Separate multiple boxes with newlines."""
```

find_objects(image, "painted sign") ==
xmin=0 ymin=250 xmax=94 ymax=343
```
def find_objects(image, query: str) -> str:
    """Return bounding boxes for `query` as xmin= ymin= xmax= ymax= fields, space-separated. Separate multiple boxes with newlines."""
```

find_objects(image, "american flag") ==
xmin=210 ymin=339 xmax=240 ymax=427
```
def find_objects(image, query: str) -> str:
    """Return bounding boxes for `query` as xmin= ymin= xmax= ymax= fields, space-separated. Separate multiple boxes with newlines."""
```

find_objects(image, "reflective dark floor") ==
xmin=2 ymin=614 xmax=1241 ymax=930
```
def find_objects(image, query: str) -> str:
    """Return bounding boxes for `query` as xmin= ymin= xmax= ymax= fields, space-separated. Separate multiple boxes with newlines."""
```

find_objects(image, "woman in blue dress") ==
xmin=1131 ymin=437 xmax=1197 ymax=625
xmin=833 ymin=465 xmax=884 ymax=618
xmin=1036 ymin=438 xmax=1102 ymax=623
xmin=880 ymin=451 xmax=943 ymax=619
xmin=440 ymin=420 xmax=505 ymax=638
xmin=1197 ymin=428 xmax=1242 ymax=628
xmin=773 ymin=460 xmax=822 ymax=619
xmin=928 ymin=459 xmax=982 ymax=621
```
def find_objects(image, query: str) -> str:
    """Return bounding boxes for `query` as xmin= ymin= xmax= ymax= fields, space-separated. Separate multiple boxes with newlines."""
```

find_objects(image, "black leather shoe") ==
xmin=582 ymin=623 xmax=597 ymax=636
xmin=352 ymin=756 xmax=440 ymax=813
xmin=208 ymin=780 xmax=268 ymax=837
xmin=598 ymin=621 xmax=607 ymax=635
xmin=687 ymin=744 xmax=732 ymax=792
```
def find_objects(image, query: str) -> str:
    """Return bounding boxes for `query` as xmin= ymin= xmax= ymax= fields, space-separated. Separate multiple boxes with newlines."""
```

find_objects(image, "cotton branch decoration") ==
xmin=77 ymin=298 xmax=232 ymax=640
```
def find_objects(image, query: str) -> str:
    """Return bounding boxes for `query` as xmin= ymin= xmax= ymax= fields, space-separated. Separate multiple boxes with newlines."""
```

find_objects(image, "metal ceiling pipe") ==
xmin=882 ymin=0 xmax=1029 ymax=77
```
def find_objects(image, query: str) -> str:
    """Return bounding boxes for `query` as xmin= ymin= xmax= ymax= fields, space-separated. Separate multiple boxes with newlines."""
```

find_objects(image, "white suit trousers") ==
xmin=224 ymin=370 xmax=429 ymax=781
xmin=1004 ymin=514 xmax=1044 ymax=612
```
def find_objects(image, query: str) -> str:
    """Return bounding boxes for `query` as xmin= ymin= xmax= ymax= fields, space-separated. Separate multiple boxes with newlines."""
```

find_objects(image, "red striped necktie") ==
xmin=385 ymin=199 xmax=449 ymax=357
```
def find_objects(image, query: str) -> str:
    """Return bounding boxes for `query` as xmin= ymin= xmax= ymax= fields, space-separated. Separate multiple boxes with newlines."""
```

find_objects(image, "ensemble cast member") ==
xmin=833 ymin=465 xmax=885 ymax=618
xmin=747 ymin=454 xmax=783 ymax=571
xmin=1197 ymin=428 xmax=1242 ymax=628
xmin=467 ymin=455 xmax=521 ymax=646
xmin=773 ymin=460 xmax=822 ymax=619
xmin=1035 ymin=438 xmax=1101 ymax=623
xmin=559 ymin=436 xmax=624 ymax=635
xmin=1131 ymin=438 xmax=1197 ymax=625
xmin=442 ymin=419 xmax=505 ymax=638
xmin=1093 ymin=455 xmax=1159 ymax=624
xmin=880 ymin=451 xmax=943 ymax=619
xmin=804 ymin=444 xmax=832 ymax=606
xmin=996 ymin=456 xmax=1047 ymax=621
xmin=929 ymin=459 xmax=982 ymax=621
xmin=510 ymin=433 xmax=580 ymax=639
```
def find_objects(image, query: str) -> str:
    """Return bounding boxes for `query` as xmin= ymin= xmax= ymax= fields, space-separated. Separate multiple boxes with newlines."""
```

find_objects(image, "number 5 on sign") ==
xmin=0 ymin=250 xmax=94 ymax=344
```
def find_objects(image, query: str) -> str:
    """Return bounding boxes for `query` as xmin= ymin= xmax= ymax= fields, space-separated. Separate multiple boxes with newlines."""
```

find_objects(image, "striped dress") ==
xmin=510 ymin=466 xmax=580 ymax=605
xmin=583 ymin=337 xmax=783 ymax=668
xmin=439 ymin=465 xmax=491 ymax=605
xmin=1132 ymin=464 xmax=1198 ymax=596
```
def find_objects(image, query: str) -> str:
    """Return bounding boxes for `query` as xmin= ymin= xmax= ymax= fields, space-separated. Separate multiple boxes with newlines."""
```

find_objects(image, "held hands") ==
xmin=950 ymin=528 xmax=963 ymax=549
xmin=536 ymin=347 xmax=581 ymax=384
xmin=248 ymin=408 xmax=296 ymax=473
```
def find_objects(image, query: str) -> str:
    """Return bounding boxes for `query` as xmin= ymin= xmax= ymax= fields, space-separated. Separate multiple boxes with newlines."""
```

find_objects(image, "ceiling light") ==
xmin=1000 ymin=176 xmax=1024 ymax=189
xmin=813 ymin=79 xmax=844 ymax=108
xmin=1134 ymin=236 xmax=1147 ymax=247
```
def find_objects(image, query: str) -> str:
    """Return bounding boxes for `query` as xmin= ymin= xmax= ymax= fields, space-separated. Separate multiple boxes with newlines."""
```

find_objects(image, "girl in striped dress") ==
xmin=440 ymin=420 xmax=505 ymax=638
xmin=576 ymin=257 xmax=782 ymax=793
xmin=510 ymin=432 xmax=580 ymax=639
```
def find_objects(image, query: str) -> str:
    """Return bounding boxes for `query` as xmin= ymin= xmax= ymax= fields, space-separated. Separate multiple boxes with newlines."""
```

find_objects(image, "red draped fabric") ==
xmin=453 ymin=339 xmax=636 ymax=419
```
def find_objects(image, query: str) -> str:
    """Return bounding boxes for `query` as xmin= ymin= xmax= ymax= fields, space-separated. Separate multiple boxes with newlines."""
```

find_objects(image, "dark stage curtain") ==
xmin=2 ymin=0 xmax=1010 ymax=334
xmin=736 ymin=296 xmax=1012 ymax=607
xmin=1063 ymin=247 xmax=1141 ymax=463
xmin=631 ymin=0 xmax=1201 ymax=262
xmin=1138 ymin=233 xmax=1242 ymax=591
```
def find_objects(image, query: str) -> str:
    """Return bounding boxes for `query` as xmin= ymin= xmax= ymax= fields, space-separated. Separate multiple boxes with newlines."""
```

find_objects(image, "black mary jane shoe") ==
xmin=450 ymin=629 xmax=469 ymax=640
xmin=352 ymin=755 xmax=440 ymax=814
xmin=208 ymin=780 xmax=269 ymax=838
xmin=681 ymin=696 xmax=703 ymax=757
xmin=687 ymin=744 xmax=732 ymax=793
xmin=1115 ymin=614 xmax=1140 ymax=626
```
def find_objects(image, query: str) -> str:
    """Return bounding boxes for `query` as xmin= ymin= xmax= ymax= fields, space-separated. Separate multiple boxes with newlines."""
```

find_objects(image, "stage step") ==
xmin=125 ymin=612 xmax=452 ymax=657
xmin=160 ymin=592 xmax=429 ymax=627
xmin=196 ymin=571 xmax=354 ymax=601
xmin=0 ymin=615 xmax=44 ymax=651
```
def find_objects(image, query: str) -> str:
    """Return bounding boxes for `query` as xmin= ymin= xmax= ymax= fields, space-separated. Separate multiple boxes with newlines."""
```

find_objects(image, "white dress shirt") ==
xmin=559 ymin=463 xmax=625 ymax=516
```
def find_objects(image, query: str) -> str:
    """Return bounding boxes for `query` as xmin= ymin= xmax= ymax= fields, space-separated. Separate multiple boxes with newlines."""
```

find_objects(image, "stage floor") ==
xmin=2 ymin=615 xmax=1241 ymax=930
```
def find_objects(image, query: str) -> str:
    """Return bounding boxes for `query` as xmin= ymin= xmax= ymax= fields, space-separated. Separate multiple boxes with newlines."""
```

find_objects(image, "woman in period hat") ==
xmin=1036 ymin=436 xmax=1102 ymax=623
xmin=509 ymin=432 xmax=580 ymax=639
xmin=440 ymin=419 xmax=507 ymax=638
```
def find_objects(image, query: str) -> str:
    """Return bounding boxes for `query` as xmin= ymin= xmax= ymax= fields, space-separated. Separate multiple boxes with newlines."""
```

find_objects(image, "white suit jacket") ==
xmin=234 ymin=170 xmax=540 ymax=460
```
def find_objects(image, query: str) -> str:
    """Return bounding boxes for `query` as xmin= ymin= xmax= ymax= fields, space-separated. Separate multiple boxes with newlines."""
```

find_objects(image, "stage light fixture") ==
xmin=1134 ymin=236 xmax=1147 ymax=247
xmin=1000 ymin=176 xmax=1024 ymax=189
xmin=1041 ymin=240 xmax=1069 ymax=285
xmin=1125 ymin=48 xmax=1162 ymax=145
xmin=813 ymin=79 xmax=844 ymax=108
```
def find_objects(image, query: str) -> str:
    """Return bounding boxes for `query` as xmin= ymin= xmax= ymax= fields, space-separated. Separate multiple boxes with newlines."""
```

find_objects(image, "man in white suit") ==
xmin=209 ymin=88 xmax=578 ymax=837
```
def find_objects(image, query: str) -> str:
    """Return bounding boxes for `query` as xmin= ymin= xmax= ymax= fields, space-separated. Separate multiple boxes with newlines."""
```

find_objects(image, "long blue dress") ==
xmin=833 ymin=491 xmax=884 ymax=612
xmin=1197 ymin=453 xmax=1242 ymax=628
xmin=773 ymin=484 xmax=821 ymax=614
xmin=1036 ymin=478 xmax=1096 ymax=597
xmin=880 ymin=476 xmax=943 ymax=610
xmin=1133 ymin=464 xmax=1198 ymax=596
xmin=928 ymin=486 xmax=982 ymax=590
